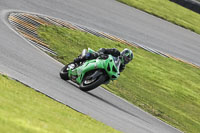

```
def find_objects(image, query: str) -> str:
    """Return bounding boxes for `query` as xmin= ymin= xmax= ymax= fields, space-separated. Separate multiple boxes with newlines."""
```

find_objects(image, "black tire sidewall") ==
xmin=59 ymin=64 xmax=71 ymax=80
xmin=79 ymin=74 xmax=106 ymax=91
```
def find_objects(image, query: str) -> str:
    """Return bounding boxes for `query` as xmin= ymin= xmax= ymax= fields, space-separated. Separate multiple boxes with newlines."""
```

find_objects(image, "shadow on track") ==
xmin=86 ymin=91 xmax=150 ymax=124
xmin=63 ymin=79 xmax=149 ymax=124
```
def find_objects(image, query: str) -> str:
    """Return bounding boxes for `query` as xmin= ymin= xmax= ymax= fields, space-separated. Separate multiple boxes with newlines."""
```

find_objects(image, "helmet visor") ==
xmin=124 ymin=55 xmax=130 ymax=64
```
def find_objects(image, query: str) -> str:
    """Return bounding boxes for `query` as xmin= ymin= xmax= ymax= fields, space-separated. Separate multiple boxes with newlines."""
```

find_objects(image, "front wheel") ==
xmin=60 ymin=65 xmax=69 ymax=80
xmin=60 ymin=63 xmax=76 ymax=80
xmin=80 ymin=74 xmax=106 ymax=91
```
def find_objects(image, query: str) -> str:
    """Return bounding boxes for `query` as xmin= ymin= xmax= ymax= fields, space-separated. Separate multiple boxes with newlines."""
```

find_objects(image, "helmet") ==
xmin=121 ymin=48 xmax=134 ymax=64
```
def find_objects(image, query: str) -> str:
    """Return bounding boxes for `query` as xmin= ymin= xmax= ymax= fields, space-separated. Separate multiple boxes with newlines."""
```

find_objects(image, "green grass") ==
xmin=117 ymin=0 xmax=200 ymax=34
xmin=0 ymin=74 xmax=120 ymax=133
xmin=37 ymin=25 xmax=200 ymax=133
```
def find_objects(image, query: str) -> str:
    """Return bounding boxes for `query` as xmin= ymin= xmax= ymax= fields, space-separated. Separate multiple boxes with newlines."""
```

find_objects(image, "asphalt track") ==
xmin=1 ymin=0 xmax=198 ymax=132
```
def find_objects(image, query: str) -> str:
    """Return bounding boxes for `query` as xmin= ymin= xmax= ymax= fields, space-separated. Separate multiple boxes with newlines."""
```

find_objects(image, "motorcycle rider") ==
xmin=73 ymin=48 xmax=134 ymax=72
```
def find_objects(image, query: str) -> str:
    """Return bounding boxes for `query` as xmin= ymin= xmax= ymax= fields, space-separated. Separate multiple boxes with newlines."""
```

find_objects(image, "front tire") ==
xmin=80 ymin=74 xmax=106 ymax=91
xmin=60 ymin=64 xmax=71 ymax=80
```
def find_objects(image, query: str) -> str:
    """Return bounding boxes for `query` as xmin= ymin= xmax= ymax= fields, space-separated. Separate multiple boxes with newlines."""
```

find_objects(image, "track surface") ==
xmin=1 ymin=0 xmax=196 ymax=132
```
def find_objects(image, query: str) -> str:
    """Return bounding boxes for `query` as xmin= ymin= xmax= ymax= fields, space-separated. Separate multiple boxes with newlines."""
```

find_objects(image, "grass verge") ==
xmin=37 ymin=25 xmax=200 ymax=133
xmin=0 ymin=74 xmax=120 ymax=133
xmin=117 ymin=0 xmax=200 ymax=34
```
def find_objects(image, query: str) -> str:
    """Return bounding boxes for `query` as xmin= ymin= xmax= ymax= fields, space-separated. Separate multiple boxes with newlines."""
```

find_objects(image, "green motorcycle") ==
xmin=60 ymin=48 xmax=121 ymax=91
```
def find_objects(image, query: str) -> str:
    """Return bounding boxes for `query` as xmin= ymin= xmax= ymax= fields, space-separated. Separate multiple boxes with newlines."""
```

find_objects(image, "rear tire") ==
xmin=80 ymin=74 xmax=106 ymax=91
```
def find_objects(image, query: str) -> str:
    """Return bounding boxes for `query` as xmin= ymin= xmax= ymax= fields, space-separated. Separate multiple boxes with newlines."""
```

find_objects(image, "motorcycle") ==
xmin=60 ymin=48 xmax=121 ymax=91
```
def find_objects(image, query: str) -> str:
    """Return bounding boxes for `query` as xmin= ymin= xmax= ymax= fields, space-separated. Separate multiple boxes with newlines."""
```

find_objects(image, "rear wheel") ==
xmin=80 ymin=71 xmax=107 ymax=91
